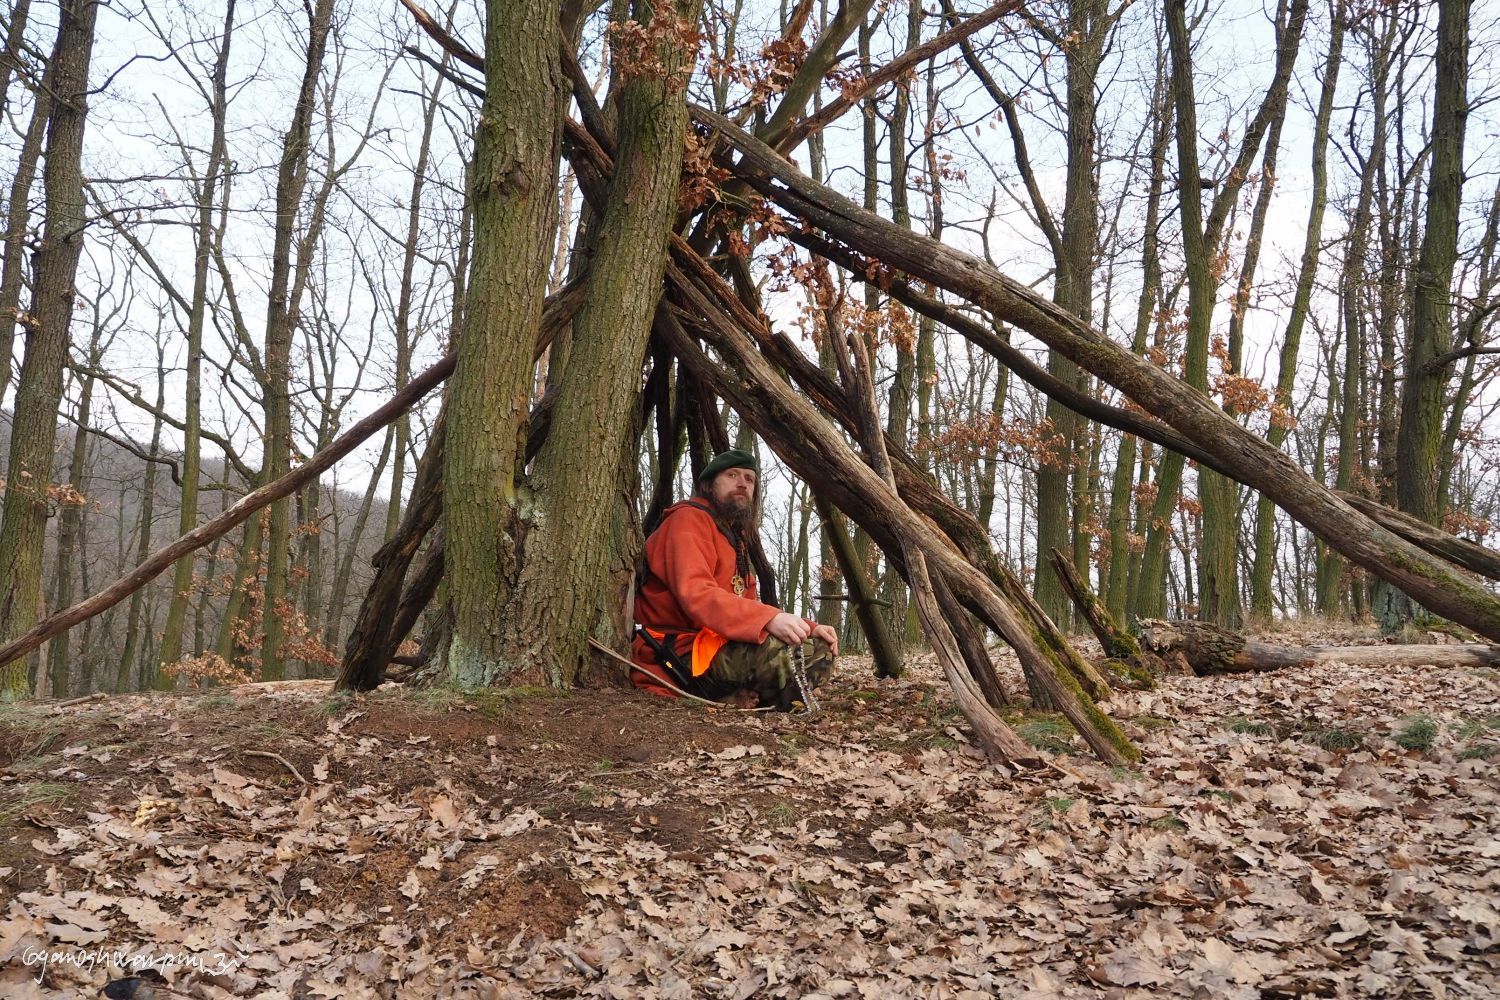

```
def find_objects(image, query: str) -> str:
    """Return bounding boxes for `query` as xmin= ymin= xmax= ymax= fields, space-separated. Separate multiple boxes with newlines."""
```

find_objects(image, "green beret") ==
xmin=699 ymin=448 xmax=758 ymax=482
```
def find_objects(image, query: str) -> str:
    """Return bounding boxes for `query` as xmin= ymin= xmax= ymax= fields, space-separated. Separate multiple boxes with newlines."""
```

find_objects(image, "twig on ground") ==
xmin=53 ymin=692 xmax=109 ymax=709
xmin=242 ymin=750 xmax=310 ymax=789
xmin=553 ymin=943 xmax=600 ymax=978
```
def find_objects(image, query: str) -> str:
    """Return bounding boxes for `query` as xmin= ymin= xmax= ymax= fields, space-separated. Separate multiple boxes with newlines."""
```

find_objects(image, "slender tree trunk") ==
xmin=116 ymin=365 xmax=166 ymax=693
xmin=1377 ymin=0 xmax=1470 ymax=630
xmin=1106 ymin=80 xmax=1170 ymax=621
xmin=1320 ymin=15 xmax=1385 ymax=614
xmin=0 ymin=81 xmax=49 ymax=403
xmin=1166 ymin=0 xmax=1226 ymax=625
xmin=1035 ymin=0 xmax=1106 ymax=631
xmin=0 ymin=0 xmax=31 ymax=126
xmin=158 ymin=0 xmax=236 ymax=677
xmin=878 ymin=0 xmax=920 ymax=653
xmin=259 ymin=0 xmax=335 ymax=682
xmin=1251 ymin=5 xmax=1344 ymax=618
xmin=385 ymin=41 xmax=448 ymax=543
xmin=0 ymin=0 xmax=99 ymax=696
xmin=1139 ymin=0 xmax=1305 ymax=623
xmin=45 ymin=327 xmax=103 ymax=697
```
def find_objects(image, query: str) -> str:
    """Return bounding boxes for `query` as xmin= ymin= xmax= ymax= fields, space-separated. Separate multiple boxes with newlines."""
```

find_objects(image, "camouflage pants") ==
xmin=692 ymin=637 xmax=835 ymax=710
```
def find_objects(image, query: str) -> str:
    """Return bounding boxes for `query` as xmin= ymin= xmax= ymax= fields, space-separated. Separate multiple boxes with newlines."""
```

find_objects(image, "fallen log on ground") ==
xmin=1136 ymin=618 xmax=1500 ymax=675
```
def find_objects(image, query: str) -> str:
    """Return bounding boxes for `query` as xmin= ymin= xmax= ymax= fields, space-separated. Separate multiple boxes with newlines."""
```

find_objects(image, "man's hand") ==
xmin=768 ymin=614 xmax=839 ymax=656
xmin=767 ymin=611 xmax=812 ymax=646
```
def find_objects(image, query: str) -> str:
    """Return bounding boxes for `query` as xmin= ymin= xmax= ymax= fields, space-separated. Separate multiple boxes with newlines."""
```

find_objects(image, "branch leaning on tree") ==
xmin=0 ymin=354 xmax=457 ymax=673
xmin=691 ymin=104 xmax=1500 ymax=643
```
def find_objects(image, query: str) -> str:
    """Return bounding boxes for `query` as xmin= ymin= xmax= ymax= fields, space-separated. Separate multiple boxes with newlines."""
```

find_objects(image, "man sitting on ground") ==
xmin=632 ymin=448 xmax=837 ymax=709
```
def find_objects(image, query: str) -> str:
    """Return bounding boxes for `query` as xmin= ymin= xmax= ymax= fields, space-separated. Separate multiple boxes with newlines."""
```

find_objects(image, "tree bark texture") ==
xmin=445 ymin=0 xmax=566 ymax=684
xmin=485 ymin=0 xmax=702 ymax=688
xmin=0 ymin=0 xmax=99 ymax=696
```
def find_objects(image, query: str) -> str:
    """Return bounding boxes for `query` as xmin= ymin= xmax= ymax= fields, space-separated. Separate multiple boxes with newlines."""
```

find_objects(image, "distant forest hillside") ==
xmin=0 ymin=410 xmax=400 ymax=695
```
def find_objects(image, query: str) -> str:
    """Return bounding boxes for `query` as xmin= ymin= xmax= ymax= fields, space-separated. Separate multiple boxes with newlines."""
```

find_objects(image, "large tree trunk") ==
xmin=444 ymin=0 xmax=565 ymax=683
xmin=480 ymin=0 xmax=701 ymax=688
xmin=0 ymin=0 xmax=99 ymax=697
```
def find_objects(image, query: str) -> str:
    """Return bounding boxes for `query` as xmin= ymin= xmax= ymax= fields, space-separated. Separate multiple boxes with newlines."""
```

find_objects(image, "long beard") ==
xmin=706 ymin=492 xmax=754 ymax=531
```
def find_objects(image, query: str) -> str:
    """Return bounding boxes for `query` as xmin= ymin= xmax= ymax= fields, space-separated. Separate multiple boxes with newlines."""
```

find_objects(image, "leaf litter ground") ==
xmin=2 ymin=626 xmax=1498 ymax=998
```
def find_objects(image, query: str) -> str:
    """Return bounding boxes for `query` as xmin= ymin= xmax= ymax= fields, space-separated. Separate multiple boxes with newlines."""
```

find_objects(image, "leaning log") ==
xmin=1136 ymin=618 xmax=1500 ymax=675
xmin=838 ymin=297 xmax=1036 ymax=765
xmin=336 ymin=408 xmax=446 ymax=691
xmin=0 ymin=353 xmax=457 ymax=673
xmin=813 ymin=495 xmax=906 ymax=682
xmin=802 ymin=228 xmax=1500 ymax=595
xmin=1047 ymin=548 xmax=1161 ymax=688
xmin=1048 ymin=548 xmax=1140 ymax=661
xmin=1335 ymin=490 xmax=1500 ymax=583
xmin=660 ymin=262 xmax=1139 ymax=764
xmin=698 ymin=106 xmax=1500 ymax=644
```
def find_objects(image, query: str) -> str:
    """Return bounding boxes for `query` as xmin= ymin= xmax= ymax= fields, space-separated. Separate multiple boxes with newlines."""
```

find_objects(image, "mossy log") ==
xmin=1047 ymin=548 xmax=1161 ymax=687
